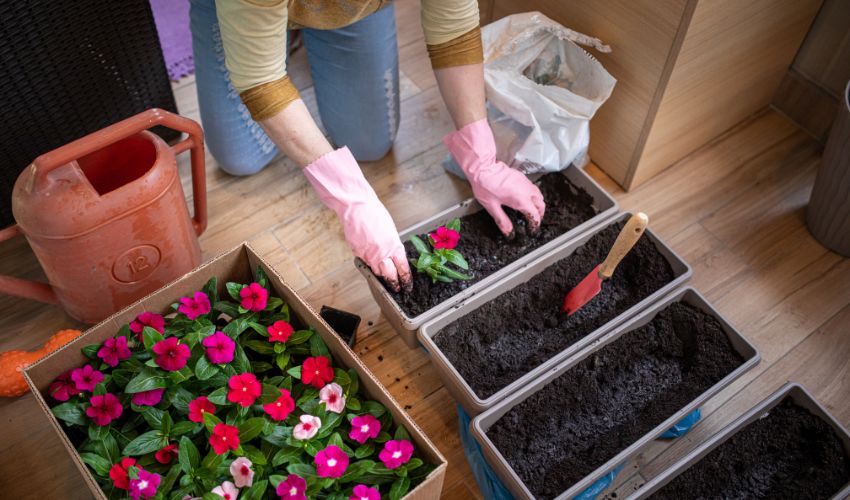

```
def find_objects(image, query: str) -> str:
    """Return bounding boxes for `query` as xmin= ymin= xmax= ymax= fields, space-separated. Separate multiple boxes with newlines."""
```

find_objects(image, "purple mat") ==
xmin=150 ymin=0 xmax=194 ymax=81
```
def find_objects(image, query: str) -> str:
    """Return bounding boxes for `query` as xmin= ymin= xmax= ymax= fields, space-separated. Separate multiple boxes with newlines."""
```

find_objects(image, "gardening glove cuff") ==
xmin=303 ymin=147 xmax=411 ymax=291
xmin=443 ymin=118 xmax=545 ymax=237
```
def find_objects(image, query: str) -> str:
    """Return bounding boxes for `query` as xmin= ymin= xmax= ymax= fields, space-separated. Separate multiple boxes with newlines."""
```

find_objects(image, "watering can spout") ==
xmin=0 ymin=225 xmax=59 ymax=304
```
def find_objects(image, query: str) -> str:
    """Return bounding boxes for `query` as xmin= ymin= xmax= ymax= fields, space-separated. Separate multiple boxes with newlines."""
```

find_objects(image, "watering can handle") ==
xmin=31 ymin=108 xmax=208 ymax=235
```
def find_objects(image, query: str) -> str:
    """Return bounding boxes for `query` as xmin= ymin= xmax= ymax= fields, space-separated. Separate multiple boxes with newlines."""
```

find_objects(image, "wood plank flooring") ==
xmin=1 ymin=3 xmax=848 ymax=498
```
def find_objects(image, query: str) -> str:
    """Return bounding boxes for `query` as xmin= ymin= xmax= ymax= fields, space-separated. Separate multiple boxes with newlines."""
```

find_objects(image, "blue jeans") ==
xmin=189 ymin=0 xmax=400 ymax=175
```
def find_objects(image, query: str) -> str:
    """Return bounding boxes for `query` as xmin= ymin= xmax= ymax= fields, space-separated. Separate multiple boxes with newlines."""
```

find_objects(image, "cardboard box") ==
xmin=25 ymin=243 xmax=447 ymax=499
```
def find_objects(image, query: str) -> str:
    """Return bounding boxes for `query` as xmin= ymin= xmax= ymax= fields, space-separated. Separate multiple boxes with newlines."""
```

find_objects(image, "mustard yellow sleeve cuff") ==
xmin=426 ymin=26 xmax=484 ymax=69
xmin=240 ymin=75 xmax=301 ymax=121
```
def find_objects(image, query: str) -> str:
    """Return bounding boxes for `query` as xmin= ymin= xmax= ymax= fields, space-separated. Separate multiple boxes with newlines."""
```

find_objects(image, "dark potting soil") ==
xmin=434 ymin=220 xmax=676 ymax=399
xmin=386 ymin=173 xmax=599 ymax=317
xmin=653 ymin=398 xmax=850 ymax=499
xmin=487 ymin=302 xmax=745 ymax=499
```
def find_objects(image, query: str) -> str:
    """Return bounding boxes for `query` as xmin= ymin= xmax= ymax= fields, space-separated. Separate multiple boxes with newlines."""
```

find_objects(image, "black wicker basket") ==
xmin=0 ymin=0 xmax=179 ymax=227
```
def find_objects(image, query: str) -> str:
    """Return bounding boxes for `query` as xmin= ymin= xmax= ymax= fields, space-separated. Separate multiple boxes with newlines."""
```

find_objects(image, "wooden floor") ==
xmin=2 ymin=2 xmax=849 ymax=498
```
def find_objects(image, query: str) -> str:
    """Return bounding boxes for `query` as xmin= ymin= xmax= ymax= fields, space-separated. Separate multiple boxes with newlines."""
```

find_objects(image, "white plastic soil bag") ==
xmin=482 ymin=11 xmax=616 ymax=173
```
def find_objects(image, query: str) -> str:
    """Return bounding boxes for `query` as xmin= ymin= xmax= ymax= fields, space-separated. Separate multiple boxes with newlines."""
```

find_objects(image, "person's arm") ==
xmin=422 ymin=1 xmax=545 ymax=237
xmin=215 ymin=0 xmax=411 ymax=290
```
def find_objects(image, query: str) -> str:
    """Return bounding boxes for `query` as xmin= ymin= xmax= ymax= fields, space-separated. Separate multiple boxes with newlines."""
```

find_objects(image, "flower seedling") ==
xmin=409 ymin=218 xmax=472 ymax=283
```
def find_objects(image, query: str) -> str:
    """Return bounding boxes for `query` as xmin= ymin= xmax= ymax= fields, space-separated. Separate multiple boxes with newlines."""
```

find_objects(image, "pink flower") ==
xmin=129 ymin=469 xmax=160 ymax=500
xmin=130 ymin=312 xmax=165 ymax=341
xmin=276 ymin=474 xmax=306 ymax=500
xmin=301 ymin=356 xmax=334 ymax=389
xmin=227 ymin=373 xmax=261 ymax=407
xmin=267 ymin=320 xmax=294 ymax=343
xmin=350 ymin=484 xmax=381 ymax=500
xmin=230 ymin=457 xmax=254 ymax=488
xmin=293 ymin=414 xmax=321 ymax=440
xmin=212 ymin=481 xmax=238 ymax=500
xmin=262 ymin=389 xmax=295 ymax=421
xmin=239 ymin=282 xmax=268 ymax=311
xmin=188 ymin=396 xmax=216 ymax=423
xmin=97 ymin=336 xmax=132 ymax=367
xmin=429 ymin=226 xmax=460 ymax=250
xmin=349 ymin=414 xmax=381 ymax=445
xmin=155 ymin=443 xmax=179 ymax=464
xmin=379 ymin=440 xmax=414 ymax=469
xmin=315 ymin=445 xmax=349 ymax=478
xmin=202 ymin=331 xmax=235 ymax=364
xmin=109 ymin=457 xmax=137 ymax=490
xmin=210 ymin=423 xmax=240 ymax=455
xmin=87 ymin=393 xmax=123 ymax=426
xmin=71 ymin=364 xmax=104 ymax=392
xmin=132 ymin=388 xmax=165 ymax=407
xmin=49 ymin=370 xmax=80 ymax=401
xmin=152 ymin=336 xmax=191 ymax=371
xmin=319 ymin=383 xmax=346 ymax=414
xmin=178 ymin=291 xmax=211 ymax=320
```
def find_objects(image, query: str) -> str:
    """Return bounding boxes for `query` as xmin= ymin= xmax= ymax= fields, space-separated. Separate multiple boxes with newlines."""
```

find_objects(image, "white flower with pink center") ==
xmin=319 ymin=382 xmax=346 ymax=414
xmin=293 ymin=414 xmax=322 ymax=440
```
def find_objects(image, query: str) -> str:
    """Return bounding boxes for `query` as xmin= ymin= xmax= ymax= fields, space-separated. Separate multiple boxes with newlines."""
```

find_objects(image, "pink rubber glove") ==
xmin=303 ymin=147 xmax=411 ymax=291
xmin=444 ymin=118 xmax=545 ymax=237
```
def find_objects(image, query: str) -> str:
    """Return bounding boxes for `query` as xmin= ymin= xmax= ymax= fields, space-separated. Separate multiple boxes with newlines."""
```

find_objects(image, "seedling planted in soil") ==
xmin=409 ymin=218 xmax=472 ymax=283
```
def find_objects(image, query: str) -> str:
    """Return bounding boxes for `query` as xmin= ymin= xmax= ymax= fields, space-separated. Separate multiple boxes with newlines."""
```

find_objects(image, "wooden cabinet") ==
xmin=490 ymin=0 xmax=822 ymax=189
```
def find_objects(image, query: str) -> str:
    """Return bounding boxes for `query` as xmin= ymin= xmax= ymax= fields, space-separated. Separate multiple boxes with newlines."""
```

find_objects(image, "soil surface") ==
xmin=386 ymin=173 xmax=599 ymax=317
xmin=434 ymin=220 xmax=676 ymax=398
xmin=487 ymin=302 xmax=745 ymax=499
xmin=653 ymin=398 xmax=850 ymax=499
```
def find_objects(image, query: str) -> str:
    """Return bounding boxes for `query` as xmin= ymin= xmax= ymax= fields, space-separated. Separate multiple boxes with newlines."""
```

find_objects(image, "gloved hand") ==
xmin=303 ymin=147 xmax=411 ymax=291
xmin=444 ymin=118 xmax=545 ymax=237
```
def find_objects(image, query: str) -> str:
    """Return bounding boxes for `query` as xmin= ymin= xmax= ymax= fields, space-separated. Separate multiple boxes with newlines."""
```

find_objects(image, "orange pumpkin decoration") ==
xmin=0 ymin=329 xmax=82 ymax=398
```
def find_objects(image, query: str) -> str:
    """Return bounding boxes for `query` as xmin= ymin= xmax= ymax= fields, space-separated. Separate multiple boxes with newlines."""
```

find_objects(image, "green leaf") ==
xmin=259 ymin=384 xmax=282 ymax=405
xmin=265 ymin=296 xmax=283 ymax=312
xmin=443 ymin=249 xmax=469 ymax=270
xmin=159 ymin=462 xmax=182 ymax=496
xmin=355 ymin=443 xmax=374 ymax=459
xmin=169 ymin=366 xmax=194 ymax=384
xmin=244 ymin=339 xmax=275 ymax=355
xmin=309 ymin=332 xmax=329 ymax=357
xmin=389 ymin=476 xmax=411 ymax=500
xmin=88 ymin=423 xmax=109 ymax=441
xmin=202 ymin=449 xmax=225 ymax=470
xmin=111 ymin=369 xmax=133 ymax=388
xmin=170 ymin=420 xmax=196 ymax=437
xmin=271 ymin=446 xmax=302 ymax=467
xmin=416 ymin=253 xmax=435 ymax=269
xmin=251 ymin=361 xmax=273 ymax=373
xmin=275 ymin=352 xmax=291 ymax=372
xmin=269 ymin=475 xmax=286 ymax=488
xmin=287 ymin=330 xmax=313 ymax=345
xmin=178 ymin=436 xmax=200 ymax=474
xmin=362 ymin=401 xmax=387 ymax=418
xmin=99 ymin=432 xmax=121 ymax=463
xmin=202 ymin=276 xmax=218 ymax=307
xmin=122 ymin=430 xmax=168 ymax=456
xmin=445 ymin=218 xmax=461 ymax=232
xmin=406 ymin=457 xmax=423 ymax=471
xmin=346 ymin=398 xmax=362 ymax=411
xmin=232 ymin=344 xmax=250 ymax=373
xmin=242 ymin=444 xmax=267 ymax=465
xmin=286 ymin=463 xmax=318 ymax=478
xmin=125 ymin=367 xmax=169 ymax=394
xmin=339 ymin=460 xmax=376 ymax=483
xmin=207 ymin=387 xmax=228 ymax=405
xmin=214 ymin=300 xmax=240 ymax=318
xmin=242 ymin=480 xmax=269 ymax=500
xmin=202 ymin=493 xmax=220 ymax=500
xmin=202 ymin=412 xmax=222 ymax=433
xmin=394 ymin=425 xmax=411 ymax=442
xmin=287 ymin=366 xmax=302 ymax=379
xmin=170 ymin=387 xmax=194 ymax=414
xmin=194 ymin=356 xmax=219 ymax=381
xmin=141 ymin=407 xmax=166 ymax=430
xmin=226 ymin=282 xmax=244 ymax=301
xmin=439 ymin=265 xmax=472 ymax=281
xmin=79 ymin=452 xmax=111 ymax=476
xmin=81 ymin=344 xmax=100 ymax=359
xmin=52 ymin=401 xmax=87 ymax=426
xmin=375 ymin=432 xmax=392 ymax=443
xmin=238 ymin=417 xmax=266 ymax=443
xmin=161 ymin=411 xmax=173 ymax=436
xmin=142 ymin=326 xmax=164 ymax=350
xmin=409 ymin=235 xmax=430 ymax=255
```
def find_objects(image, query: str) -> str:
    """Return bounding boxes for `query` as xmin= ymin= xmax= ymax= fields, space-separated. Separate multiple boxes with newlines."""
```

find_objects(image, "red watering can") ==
xmin=0 ymin=108 xmax=207 ymax=323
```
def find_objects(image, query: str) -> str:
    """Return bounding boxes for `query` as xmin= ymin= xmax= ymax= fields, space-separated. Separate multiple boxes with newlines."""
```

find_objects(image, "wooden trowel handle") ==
xmin=599 ymin=212 xmax=649 ymax=279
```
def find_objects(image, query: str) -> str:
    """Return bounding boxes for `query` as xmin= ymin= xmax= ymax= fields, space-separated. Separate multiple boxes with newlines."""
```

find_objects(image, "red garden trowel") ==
xmin=562 ymin=212 xmax=649 ymax=315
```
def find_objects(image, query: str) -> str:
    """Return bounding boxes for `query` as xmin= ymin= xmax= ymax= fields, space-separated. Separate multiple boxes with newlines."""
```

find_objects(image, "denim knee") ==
xmin=209 ymin=143 xmax=274 ymax=176
xmin=346 ymin=135 xmax=394 ymax=162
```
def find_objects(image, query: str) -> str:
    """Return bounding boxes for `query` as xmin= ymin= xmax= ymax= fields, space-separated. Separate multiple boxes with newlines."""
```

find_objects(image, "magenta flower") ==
xmin=379 ymin=440 xmax=414 ymax=469
xmin=49 ymin=370 xmax=80 ymax=401
xmin=152 ymin=337 xmax=191 ymax=372
xmin=97 ymin=336 xmax=132 ymax=367
xmin=315 ymin=445 xmax=349 ymax=478
xmin=276 ymin=474 xmax=307 ymax=499
xmin=319 ymin=382 xmax=346 ymax=414
xmin=202 ymin=331 xmax=235 ymax=364
xmin=239 ymin=282 xmax=268 ymax=311
xmin=132 ymin=388 xmax=165 ymax=407
xmin=429 ymin=226 xmax=460 ymax=250
xmin=129 ymin=469 xmax=160 ymax=500
xmin=178 ymin=291 xmax=211 ymax=320
xmin=350 ymin=484 xmax=381 ymax=500
xmin=71 ymin=364 xmax=104 ymax=392
xmin=130 ymin=312 xmax=165 ymax=341
xmin=349 ymin=414 xmax=381 ymax=445
xmin=86 ymin=393 xmax=123 ymax=426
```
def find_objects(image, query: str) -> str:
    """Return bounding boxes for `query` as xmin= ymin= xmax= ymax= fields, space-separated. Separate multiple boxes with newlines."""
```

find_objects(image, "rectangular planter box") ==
xmin=418 ymin=211 xmax=692 ymax=415
xmin=356 ymin=166 xmax=618 ymax=348
xmin=24 ymin=243 xmax=447 ymax=500
xmin=632 ymin=383 xmax=850 ymax=499
xmin=470 ymin=287 xmax=760 ymax=499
